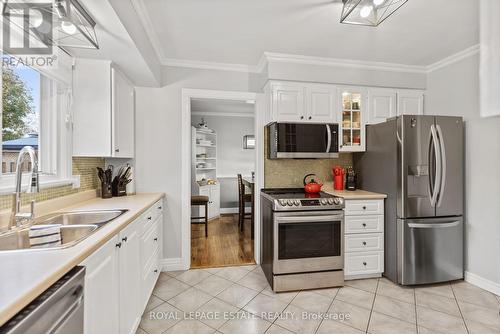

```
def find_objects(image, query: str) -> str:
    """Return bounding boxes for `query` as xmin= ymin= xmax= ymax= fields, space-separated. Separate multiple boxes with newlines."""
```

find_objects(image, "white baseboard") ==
xmin=465 ymin=271 xmax=500 ymax=296
xmin=220 ymin=207 xmax=238 ymax=214
xmin=160 ymin=258 xmax=184 ymax=272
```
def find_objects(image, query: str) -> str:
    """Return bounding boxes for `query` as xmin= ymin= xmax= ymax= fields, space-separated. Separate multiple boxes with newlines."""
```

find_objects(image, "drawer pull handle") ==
xmin=122 ymin=236 xmax=127 ymax=242
xmin=115 ymin=242 xmax=122 ymax=248
xmin=148 ymin=216 xmax=152 ymax=220
xmin=158 ymin=206 xmax=162 ymax=210
xmin=154 ymin=269 xmax=158 ymax=273
xmin=363 ymin=262 xmax=367 ymax=266
xmin=362 ymin=223 xmax=367 ymax=227
xmin=362 ymin=241 xmax=366 ymax=246
xmin=154 ymin=237 xmax=158 ymax=242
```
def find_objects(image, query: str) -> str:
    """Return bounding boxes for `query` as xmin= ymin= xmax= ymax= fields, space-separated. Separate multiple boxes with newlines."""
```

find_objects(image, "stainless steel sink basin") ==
xmin=33 ymin=209 xmax=128 ymax=227
xmin=0 ymin=209 xmax=128 ymax=251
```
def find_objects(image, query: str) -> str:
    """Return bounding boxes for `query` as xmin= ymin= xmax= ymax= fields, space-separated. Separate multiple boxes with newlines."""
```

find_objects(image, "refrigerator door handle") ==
xmin=326 ymin=124 xmax=332 ymax=153
xmin=408 ymin=221 xmax=460 ymax=228
xmin=436 ymin=124 xmax=447 ymax=207
xmin=428 ymin=125 xmax=442 ymax=207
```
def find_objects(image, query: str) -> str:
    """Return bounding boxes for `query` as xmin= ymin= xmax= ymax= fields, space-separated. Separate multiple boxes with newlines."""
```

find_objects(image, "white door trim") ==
xmin=181 ymin=88 xmax=262 ymax=270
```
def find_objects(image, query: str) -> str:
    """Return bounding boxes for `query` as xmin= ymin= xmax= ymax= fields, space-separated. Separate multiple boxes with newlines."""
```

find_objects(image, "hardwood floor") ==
xmin=191 ymin=213 xmax=255 ymax=269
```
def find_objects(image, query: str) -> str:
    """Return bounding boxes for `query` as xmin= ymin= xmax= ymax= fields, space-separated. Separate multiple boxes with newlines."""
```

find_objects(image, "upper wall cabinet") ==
xmin=266 ymin=81 xmax=337 ymax=124
xmin=367 ymin=89 xmax=424 ymax=124
xmin=339 ymin=87 xmax=367 ymax=152
xmin=73 ymin=59 xmax=135 ymax=158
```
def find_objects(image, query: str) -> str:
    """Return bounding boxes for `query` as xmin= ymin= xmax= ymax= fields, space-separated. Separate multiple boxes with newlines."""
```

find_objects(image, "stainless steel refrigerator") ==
xmin=354 ymin=115 xmax=464 ymax=285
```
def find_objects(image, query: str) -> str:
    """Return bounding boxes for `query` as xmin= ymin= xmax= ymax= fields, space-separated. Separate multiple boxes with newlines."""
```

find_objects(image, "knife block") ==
xmin=101 ymin=182 xmax=112 ymax=199
xmin=111 ymin=180 xmax=127 ymax=197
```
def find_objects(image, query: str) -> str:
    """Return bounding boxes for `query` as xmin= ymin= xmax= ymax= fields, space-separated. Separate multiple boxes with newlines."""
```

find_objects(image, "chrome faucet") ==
xmin=9 ymin=146 xmax=40 ymax=229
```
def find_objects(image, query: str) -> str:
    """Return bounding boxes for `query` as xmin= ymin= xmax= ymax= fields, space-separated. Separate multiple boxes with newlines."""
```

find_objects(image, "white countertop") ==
xmin=0 ymin=193 xmax=165 ymax=326
xmin=322 ymin=184 xmax=387 ymax=199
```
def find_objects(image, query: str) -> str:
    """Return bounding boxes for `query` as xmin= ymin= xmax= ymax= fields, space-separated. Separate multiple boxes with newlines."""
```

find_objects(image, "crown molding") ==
xmin=263 ymin=52 xmax=428 ymax=74
xmin=162 ymin=58 xmax=259 ymax=73
xmin=131 ymin=0 xmax=167 ymax=62
xmin=426 ymin=44 xmax=480 ymax=73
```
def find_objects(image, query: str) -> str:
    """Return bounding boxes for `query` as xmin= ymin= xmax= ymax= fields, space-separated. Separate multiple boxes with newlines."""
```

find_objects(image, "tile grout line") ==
xmin=364 ymin=278 xmax=380 ymax=334
xmin=414 ymin=284 xmax=418 ymax=334
xmin=313 ymin=286 xmax=340 ymax=334
xmin=450 ymin=283 xmax=470 ymax=334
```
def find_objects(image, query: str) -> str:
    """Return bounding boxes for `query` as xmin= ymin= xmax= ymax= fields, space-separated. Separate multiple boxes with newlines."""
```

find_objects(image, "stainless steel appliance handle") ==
xmin=408 ymin=221 xmax=460 ymax=228
xmin=428 ymin=125 xmax=441 ymax=207
xmin=326 ymin=124 xmax=332 ymax=153
xmin=276 ymin=215 xmax=343 ymax=224
xmin=49 ymin=292 xmax=84 ymax=333
xmin=436 ymin=124 xmax=446 ymax=207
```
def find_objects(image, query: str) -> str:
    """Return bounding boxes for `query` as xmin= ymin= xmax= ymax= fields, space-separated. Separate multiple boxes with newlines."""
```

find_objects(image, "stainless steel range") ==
xmin=261 ymin=188 xmax=345 ymax=292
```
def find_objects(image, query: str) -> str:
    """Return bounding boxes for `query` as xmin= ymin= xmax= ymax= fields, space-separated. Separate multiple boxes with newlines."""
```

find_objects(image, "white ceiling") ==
xmin=137 ymin=0 xmax=478 ymax=67
xmin=191 ymin=98 xmax=255 ymax=116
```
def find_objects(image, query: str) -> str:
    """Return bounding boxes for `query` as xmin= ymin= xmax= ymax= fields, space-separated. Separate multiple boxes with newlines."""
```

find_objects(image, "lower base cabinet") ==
xmin=81 ymin=199 xmax=163 ymax=334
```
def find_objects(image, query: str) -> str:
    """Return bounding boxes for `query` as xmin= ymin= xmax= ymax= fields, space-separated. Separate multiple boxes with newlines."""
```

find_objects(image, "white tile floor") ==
xmin=138 ymin=265 xmax=500 ymax=334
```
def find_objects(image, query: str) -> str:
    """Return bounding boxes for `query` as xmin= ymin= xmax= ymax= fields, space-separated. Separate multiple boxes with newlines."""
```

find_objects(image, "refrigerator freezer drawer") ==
xmin=397 ymin=217 xmax=463 ymax=285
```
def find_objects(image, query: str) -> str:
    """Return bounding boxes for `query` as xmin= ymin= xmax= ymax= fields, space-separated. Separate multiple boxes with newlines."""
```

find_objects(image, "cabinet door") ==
xmin=119 ymin=220 xmax=141 ymax=334
xmin=271 ymin=83 xmax=305 ymax=122
xmin=305 ymin=84 xmax=337 ymax=123
xmin=338 ymin=88 xmax=367 ymax=152
xmin=81 ymin=236 xmax=120 ymax=334
xmin=112 ymin=67 xmax=135 ymax=158
xmin=397 ymin=91 xmax=424 ymax=116
xmin=368 ymin=89 xmax=397 ymax=124
xmin=209 ymin=185 xmax=220 ymax=219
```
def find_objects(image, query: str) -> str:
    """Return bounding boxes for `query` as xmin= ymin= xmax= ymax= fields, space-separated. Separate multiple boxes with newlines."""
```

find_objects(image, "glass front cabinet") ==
xmin=338 ymin=88 xmax=367 ymax=152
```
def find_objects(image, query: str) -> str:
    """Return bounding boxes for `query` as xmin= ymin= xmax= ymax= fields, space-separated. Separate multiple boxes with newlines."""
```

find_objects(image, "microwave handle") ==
xmin=326 ymin=124 xmax=332 ymax=153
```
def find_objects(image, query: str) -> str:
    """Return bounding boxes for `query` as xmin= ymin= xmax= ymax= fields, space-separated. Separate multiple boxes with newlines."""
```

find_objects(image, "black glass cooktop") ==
xmin=262 ymin=188 xmax=335 ymax=199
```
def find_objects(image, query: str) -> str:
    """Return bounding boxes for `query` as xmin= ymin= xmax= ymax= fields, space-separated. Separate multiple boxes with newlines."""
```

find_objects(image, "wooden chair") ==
xmin=191 ymin=195 xmax=209 ymax=237
xmin=237 ymin=174 xmax=252 ymax=231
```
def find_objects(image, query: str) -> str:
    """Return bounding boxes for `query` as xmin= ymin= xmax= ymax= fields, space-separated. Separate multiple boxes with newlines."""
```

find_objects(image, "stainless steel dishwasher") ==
xmin=0 ymin=266 xmax=85 ymax=334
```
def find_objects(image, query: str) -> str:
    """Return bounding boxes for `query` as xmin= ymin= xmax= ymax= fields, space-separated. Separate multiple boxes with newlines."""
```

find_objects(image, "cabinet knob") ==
xmin=147 ymin=216 xmax=152 ymax=220
xmin=300 ymin=116 xmax=304 ymax=120
xmin=158 ymin=206 xmax=162 ymax=210
xmin=154 ymin=269 xmax=158 ymax=273
xmin=362 ymin=223 xmax=367 ymax=227
xmin=363 ymin=262 xmax=367 ymax=266
xmin=362 ymin=241 xmax=367 ymax=246
xmin=154 ymin=237 xmax=158 ymax=242
xmin=115 ymin=148 xmax=120 ymax=153
xmin=362 ymin=206 xmax=367 ymax=210
xmin=122 ymin=236 xmax=128 ymax=242
xmin=115 ymin=242 xmax=122 ymax=248
xmin=308 ymin=116 xmax=312 ymax=120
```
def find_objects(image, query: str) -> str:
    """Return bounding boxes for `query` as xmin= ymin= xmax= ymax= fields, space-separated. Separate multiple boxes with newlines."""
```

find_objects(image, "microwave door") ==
xmin=275 ymin=123 xmax=335 ymax=158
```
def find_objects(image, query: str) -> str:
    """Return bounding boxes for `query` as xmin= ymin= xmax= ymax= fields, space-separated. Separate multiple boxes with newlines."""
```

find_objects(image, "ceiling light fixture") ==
xmin=340 ymin=0 xmax=408 ymax=26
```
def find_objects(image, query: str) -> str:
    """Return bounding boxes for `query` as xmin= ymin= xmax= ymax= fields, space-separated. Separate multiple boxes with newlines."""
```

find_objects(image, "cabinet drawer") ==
xmin=141 ymin=248 xmax=161 ymax=308
xmin=141 ymin=217 xmax=161 ymax=269
xmin=142 ymin=200 xmax=163 ymax=233
xmin=345 ymin=200 xmax=384 ymax=215
xmin=345 ymin=215 xmax=384 ymax=234
xmin=345 ymin=233 xmax=384 ymax=252
xmin=345 ymin=251 xmax=384 ymax=276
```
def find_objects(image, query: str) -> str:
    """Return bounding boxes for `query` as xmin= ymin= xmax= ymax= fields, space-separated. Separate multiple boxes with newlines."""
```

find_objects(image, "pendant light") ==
xmin=340 ymin=0 xmax=408 ymax=26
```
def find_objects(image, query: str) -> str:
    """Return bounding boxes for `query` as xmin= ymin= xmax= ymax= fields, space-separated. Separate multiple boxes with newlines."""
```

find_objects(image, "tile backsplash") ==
xmin=0 ymin=157 xmax=104 ymax=210
xmin=264 ymin=128 xmax=353 ymax=187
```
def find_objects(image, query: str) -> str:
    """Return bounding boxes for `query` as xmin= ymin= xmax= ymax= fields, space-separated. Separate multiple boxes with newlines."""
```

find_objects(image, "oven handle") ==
xmin=275 ymin=215 xmax=343 ymax=224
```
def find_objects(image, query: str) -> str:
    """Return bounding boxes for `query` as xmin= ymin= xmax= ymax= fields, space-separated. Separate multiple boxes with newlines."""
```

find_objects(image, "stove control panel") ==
xmin=276 ymin=197 xmax=344 ymax=209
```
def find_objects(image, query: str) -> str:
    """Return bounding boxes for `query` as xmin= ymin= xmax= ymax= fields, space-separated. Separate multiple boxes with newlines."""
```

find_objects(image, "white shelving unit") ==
xmin=191 ymin=126 xmax=220 ymax=220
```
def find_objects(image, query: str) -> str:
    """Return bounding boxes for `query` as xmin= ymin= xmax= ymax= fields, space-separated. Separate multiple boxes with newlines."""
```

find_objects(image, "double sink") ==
xmin=0 ymin=210 xmax=128 ymax=251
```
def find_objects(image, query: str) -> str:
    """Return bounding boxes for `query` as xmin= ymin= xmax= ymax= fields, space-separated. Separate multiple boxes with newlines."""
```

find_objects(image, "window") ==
xmin=0 ymin=64 xmax=72 ymax=191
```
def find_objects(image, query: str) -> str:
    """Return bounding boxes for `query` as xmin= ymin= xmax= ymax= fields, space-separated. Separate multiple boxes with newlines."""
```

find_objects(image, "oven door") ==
xmin=273 ymin=211 xmax=344 ymax=274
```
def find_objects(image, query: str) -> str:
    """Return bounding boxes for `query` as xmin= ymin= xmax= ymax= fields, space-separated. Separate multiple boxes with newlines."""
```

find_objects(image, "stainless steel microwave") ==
xmin=267 ymin=122 xmax=339 ymax=159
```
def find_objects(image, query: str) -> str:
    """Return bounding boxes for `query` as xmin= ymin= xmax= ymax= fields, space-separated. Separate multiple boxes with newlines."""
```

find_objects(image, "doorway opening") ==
xmin=188 ymin=96 xmax=257 ymax=269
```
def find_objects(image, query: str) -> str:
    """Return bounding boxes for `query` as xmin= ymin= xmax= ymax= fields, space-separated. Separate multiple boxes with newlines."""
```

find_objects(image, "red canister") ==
xmin=333 ymin=166 xmax=345 ymax=190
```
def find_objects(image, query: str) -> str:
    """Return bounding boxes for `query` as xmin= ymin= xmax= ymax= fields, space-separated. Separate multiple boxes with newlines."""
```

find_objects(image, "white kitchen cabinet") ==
xmin=368 ymin=89 xmax=397 ymax=124
xmin=271 ymin=82 xmax=305 ymax=122
xmin=73 ymin=58 xmax=134 ymax=158
xmin=81 ymin=235 xmax=120 ymax=334
xmin=305 ymin=84 xmax=337 ymax=122
xmin=198 ymin=184 xmax=220 ymax=220
xmin=82 ymin=201 xmax=164 ymax=334
xmin=338 ymin=87 xmax=367 ymax=152
xmin=344 ymin=199 xmax=385 ymax=280
xmin=118 ymin=219 xmax=141 ymax=334
xmin=397 ymin=90 xmax=424 ymax=116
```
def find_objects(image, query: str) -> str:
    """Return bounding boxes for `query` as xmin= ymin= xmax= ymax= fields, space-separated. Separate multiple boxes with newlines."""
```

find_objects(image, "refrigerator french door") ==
xmin=397 ymin=115 xmax=464 ymax=284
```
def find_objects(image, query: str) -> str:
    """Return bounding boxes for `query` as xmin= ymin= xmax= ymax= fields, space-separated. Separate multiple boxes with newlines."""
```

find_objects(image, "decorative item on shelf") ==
xmin=352 ymin=101 xmax=360 ymax=110
xmin=303 ymin=174 xmax=323 ymax=194
xmin=197 ymin=117 xmax=209 ymax=129
xmin=207 ymin=179 xmax=217 ymax=185
xmin=242 ymin=135 xmax=255 ymax=149
xmin=346 ymin=166 xmax=357 ymax=191
xmin=340 ymin=0 xmax=408 ymax=27
xmin=333 ymin=166 xmax=345 ymax=190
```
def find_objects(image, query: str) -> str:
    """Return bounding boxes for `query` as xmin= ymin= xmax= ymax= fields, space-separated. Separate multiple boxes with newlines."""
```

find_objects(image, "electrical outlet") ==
xmin=72 ymin=175 xmax=81 ymax=189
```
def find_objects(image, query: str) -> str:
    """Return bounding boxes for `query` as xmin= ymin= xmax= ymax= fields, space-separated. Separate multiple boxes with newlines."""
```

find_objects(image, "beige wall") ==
xmin=0 ymin=157 xmax=104 ymax=211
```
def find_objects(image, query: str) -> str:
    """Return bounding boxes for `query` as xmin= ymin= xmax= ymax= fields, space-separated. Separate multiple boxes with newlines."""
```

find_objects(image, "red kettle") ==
xmin=303 ymin=174 xmax=323 ymax=194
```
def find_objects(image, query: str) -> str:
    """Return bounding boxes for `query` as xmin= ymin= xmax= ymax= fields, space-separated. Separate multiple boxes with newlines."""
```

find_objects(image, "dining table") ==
xmin=241 ymin=176 xmax=255 ymax=239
